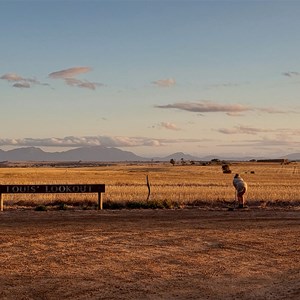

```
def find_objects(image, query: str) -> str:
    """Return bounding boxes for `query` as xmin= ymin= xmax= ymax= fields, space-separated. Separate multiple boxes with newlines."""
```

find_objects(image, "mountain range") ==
xmin=0 ymin=146 xmax=299 ymax=162
xmin=0 ymin=146 xmax=145 ymax=162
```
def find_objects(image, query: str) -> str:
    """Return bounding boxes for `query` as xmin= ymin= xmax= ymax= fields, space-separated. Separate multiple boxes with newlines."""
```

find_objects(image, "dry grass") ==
xmin=0 ymin=161 xmax=299 ymax=209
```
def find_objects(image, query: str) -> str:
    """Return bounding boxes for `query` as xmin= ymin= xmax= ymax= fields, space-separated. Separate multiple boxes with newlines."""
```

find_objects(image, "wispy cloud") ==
xmin=1 ymin=73 xmax=24 ymax=82
xmin=217 ymin=126 xmax=300 ymax=137
xmin=156 ymin=100 xmax=298 ymax=115
xmin=259 ymin=107 xmax=299 ymax=114
xmin=64 ymin=78 xmax=104 ymax=90
xmin=282 ymin=71 xmax=300 ymax=77
xmin=217 ymin=125 xmax=275 ymax=135
xmin=0 ymin=135 xmax=204 ymax=148
xmin=205 ymin=82 xmax=248 ymax=89
xmin=48 ymin=67 xmax=91 ymax=79
xmin=12 ymin=82 xmax=31 ymax=89
xmin=217 ymin=126 xmax=300 ymax=154
xmin=48 ymin=67 xmax=103 ymax=90
xmin=156 ymin=101 xmax=252 ymax=114
xmin=220 ymin=137 xmax=300 ymax=148
xmin=157 ymin=122 xmax=181 ymax=131
xmin=0 ymin=72 xmax=48 ymax=88
xmin=152 ymin=78 xmax=176 ymax=87
xmin=225 ymin=112 xmax=246 ymax=117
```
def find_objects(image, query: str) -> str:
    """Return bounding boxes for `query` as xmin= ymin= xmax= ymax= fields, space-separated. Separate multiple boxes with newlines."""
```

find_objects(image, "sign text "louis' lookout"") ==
xmin=0 ymin=184 xmax=106 ymax=212
xmin=0 ymin=184 xmax=105 ymax=194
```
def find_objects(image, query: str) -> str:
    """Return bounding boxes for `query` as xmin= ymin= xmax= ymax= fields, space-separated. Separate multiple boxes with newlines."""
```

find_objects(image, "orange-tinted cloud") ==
xmin=1 ymin=72 xmax=47 ymax=88
xmin=48 ymin=67 xmax=103 ymax=90
xmin=49 ymin=67 xmax=91 ymax=79
xmin=152 ymin=78 xmax=176 ymax=87
xmin=217 ymin=126 xmax=275 ymax=135
xmin=156 ymin=101 xmax=252 ymax=113
xmin=64 ymin=78 xmax=104 ymax=90
xmin=158 ymin=122 xmax=181 ymax=131
xmin=0 ymin=73 xmax=24 ymax=82
xmin=156 ymin=100 xmax=298 ymax=115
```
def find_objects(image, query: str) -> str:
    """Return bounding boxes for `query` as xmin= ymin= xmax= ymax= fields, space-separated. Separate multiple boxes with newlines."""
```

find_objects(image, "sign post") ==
xmin=98 ymin=192 xmax=103 ymax=210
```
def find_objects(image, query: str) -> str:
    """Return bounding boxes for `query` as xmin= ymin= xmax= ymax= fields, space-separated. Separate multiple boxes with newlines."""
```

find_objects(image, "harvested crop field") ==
xmin=0 ymin=208 xmax=299 ymax=299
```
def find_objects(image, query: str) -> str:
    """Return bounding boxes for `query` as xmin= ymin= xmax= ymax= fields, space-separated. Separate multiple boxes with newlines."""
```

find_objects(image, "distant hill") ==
xmin=54 ymin=146 xmax=147 ymax=161
xmin=156 ymin=152 xmax=200 ymax=161
xmin=0 ymin=146 xmax=298 ymax=162
xmin=281 ymin=153 xmax=300 ymax=161
xmin=0 ymin=147 xmax=205 ymax=162
xmin=0 ymin=146 xmax=147 ymax=162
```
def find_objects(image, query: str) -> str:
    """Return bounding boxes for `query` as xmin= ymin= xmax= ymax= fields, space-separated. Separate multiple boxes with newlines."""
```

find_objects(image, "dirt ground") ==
xmin=0 ymin=208 xmax=299 ymax=300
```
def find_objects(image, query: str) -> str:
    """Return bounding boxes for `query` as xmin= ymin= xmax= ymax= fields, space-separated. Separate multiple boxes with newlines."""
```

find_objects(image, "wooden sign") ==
xmin=0 ymin=184 xmax=105 ymax=211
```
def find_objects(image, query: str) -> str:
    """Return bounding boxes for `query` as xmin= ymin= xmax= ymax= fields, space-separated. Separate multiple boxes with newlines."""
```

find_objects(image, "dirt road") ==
xmin=0 ymin=208 xmax=299 ymax=299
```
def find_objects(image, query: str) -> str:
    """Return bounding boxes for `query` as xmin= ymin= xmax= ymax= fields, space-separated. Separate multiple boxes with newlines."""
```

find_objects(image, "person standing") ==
xmin=233 ymin=174 xmax=247 ymax=208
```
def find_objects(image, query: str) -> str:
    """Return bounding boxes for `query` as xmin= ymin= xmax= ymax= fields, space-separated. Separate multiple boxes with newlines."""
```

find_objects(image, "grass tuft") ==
xmin=34 ymin=205 xmax=48 ymax=211
xmin=57 ymin=202 xmax=68 ymax=210
xmin=103 ymin=199 xmax=181 ymax=209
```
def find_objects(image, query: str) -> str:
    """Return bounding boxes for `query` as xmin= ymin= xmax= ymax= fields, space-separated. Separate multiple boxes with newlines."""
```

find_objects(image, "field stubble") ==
xmin=0 ymin=209 xmax=299 ymax=299
xmin=0 ymin=162 xmax=299 ymax=209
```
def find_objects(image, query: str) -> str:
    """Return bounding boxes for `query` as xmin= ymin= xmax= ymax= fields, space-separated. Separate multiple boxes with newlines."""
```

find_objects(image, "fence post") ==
xmin=98 ymin=192 xmax=103 ymax=210
xmin=146 ymin=175 xmax=151 ymax=201
xmin=0 ymin=193 xmax=3 ymax=212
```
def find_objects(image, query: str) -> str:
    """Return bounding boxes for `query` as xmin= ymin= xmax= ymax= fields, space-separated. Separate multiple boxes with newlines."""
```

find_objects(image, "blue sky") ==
xmin=1 ymin=0 xmax=300 ymax=158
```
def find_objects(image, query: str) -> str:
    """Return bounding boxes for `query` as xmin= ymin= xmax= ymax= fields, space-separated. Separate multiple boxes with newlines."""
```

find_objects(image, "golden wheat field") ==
xmin=0 ymin=161 xmax=299 ymax=209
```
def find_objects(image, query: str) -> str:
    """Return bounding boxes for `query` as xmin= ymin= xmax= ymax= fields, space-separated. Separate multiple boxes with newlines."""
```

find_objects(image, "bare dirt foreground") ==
xmin=0 ymin=208 xmax=299 ymax=300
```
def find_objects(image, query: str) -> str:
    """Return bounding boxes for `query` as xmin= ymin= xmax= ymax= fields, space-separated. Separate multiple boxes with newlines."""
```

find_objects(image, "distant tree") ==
xmin=170 ymin=158 xmax=176 ymax=166
xmin=222 ymin=164 xmax=232 ymax=174
xmin=211 ymin=158 xmax=221 ymax=163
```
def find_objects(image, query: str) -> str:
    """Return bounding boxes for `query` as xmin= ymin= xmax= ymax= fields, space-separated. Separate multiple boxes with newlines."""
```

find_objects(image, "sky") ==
xmin=1 ymin=0 xmax=300 ymax=158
